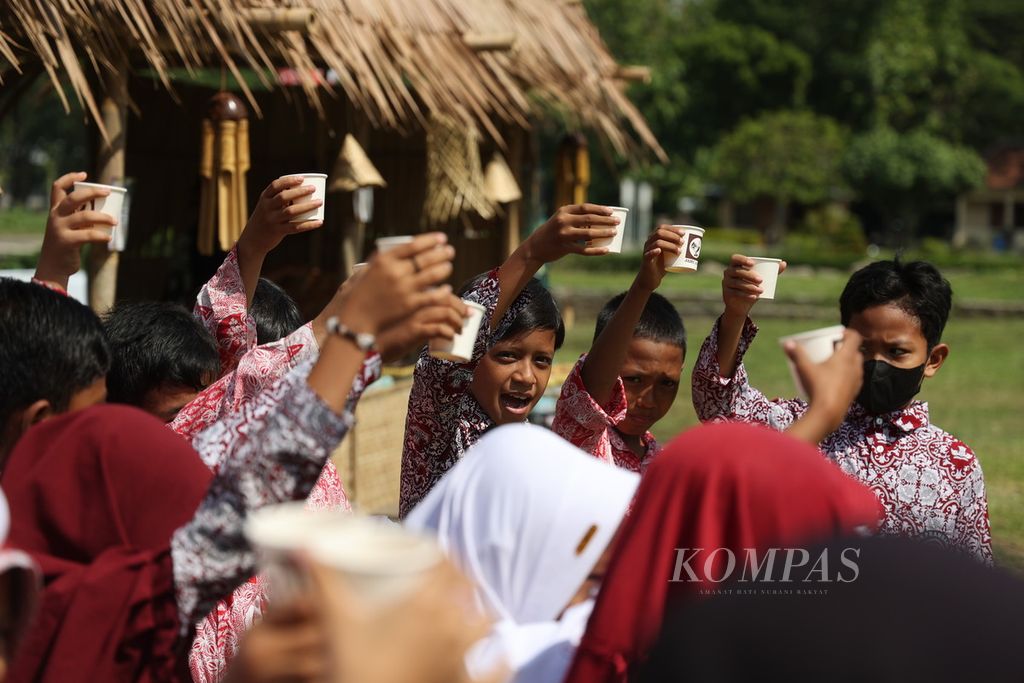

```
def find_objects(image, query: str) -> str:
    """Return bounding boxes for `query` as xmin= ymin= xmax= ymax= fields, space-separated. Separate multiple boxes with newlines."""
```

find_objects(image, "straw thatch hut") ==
xmin=1 ymin=0 xmax=664 ymax=313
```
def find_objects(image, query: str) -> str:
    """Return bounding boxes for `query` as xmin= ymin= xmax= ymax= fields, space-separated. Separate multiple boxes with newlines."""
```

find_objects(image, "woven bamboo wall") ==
xmin=332 ymin=377 xmax=413 ymax=517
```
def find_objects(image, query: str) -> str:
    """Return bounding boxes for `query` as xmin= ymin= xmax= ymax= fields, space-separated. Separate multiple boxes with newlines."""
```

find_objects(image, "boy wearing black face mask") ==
xmin=692 ymin=256 xmax=992 ymax=564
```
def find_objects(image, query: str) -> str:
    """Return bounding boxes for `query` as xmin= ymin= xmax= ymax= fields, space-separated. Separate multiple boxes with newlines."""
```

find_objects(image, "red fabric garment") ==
xmin=2 ymin=405 xmax=213 ymax=683
xmin=564 ymin=422 xmax=883 ymax=683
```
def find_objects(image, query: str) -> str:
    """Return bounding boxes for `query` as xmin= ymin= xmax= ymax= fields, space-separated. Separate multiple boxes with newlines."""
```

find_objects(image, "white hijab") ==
xmin=405 ymin=423 xmax=639 ymax=682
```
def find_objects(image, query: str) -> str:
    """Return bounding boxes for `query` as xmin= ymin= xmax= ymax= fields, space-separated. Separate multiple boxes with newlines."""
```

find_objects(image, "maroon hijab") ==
xmin=565 ymin=422 xmax=883 ymax=683
xmin=1 ymin=405 xmax=213 ymax=682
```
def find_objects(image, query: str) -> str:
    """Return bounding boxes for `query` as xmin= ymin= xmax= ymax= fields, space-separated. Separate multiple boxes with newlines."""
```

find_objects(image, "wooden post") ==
xmin=503 ymin=127 xmax=525 ymax=258
xmin=88 ymin=67 xmax=127 ymax=314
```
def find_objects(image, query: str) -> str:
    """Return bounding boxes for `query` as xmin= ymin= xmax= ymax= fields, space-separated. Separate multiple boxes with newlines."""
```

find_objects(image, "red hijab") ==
xmin=1 ymin=405 xmax=213 ymax=683
xmin=565 ymin=422 xmax=882 ymax=683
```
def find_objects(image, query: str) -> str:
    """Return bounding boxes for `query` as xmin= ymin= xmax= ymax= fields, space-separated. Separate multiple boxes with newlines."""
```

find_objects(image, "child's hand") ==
xmin=35 ymin=171 xmax=117 ymax=289
xmin=785 ymin=328 xmax=864 ymax=440
xmin=722 ymin=254 xmax=787 ymax=318
xmin=237 ymin=176 xmax=323 ymax=257
xmin=521 ymin=204 xmax=620 ymax=265
xmin=636 ymin=225 xmax=683 ymax=292
xmin=376 ymin=293 xmax=468 ymax=363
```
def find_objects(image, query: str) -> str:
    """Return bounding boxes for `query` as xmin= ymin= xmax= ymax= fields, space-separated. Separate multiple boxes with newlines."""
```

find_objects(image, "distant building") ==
xmin=955 ymin=145 xmax=1024 ymax=251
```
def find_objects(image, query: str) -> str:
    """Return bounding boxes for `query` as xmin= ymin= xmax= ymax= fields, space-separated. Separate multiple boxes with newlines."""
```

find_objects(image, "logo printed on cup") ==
xmin=687 ymin=233 xmax=702 ymax=260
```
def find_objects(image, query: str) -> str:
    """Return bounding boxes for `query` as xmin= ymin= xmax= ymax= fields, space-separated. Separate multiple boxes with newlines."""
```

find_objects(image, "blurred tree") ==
xmin=842 ymin=127 xmax=986 ymax=244
xmin=710 ymin=110 xmax=846 ymax=244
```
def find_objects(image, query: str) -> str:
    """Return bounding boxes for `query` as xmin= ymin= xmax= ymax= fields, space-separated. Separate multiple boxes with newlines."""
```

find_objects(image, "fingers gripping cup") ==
xmin=282 ymin=173 xmax=327 ymax=223
xmin=430 ymin=301 xmax=486 ymax=363
xmin=749 ymin=257 xmax=783 ymax=300
xmin=587 ymin=206 xmax=629 ymax=254
xmin=72 ymin=182 xmax=127 ymax=245
xmin=778 ymin=325 xmax=847 ymax=398
xmin=665 ymin=225 xmax=705 ymax=273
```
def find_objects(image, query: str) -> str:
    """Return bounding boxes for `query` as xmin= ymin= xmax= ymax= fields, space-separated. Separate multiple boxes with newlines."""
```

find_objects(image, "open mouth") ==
xmin=499 ymin=393 xmax=533 ymax=415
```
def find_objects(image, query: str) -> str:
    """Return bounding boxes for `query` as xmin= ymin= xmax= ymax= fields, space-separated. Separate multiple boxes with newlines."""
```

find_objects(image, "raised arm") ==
xmin=169 ymin=234 xmax=461 ymax=631
xmin=34 ymin=171 xmax=117 ymax=292
xmin=581 ymin=226 xmax=682 ymax=405
xmin=783 ymin=328 xmax=864 ymax=445
xmin=717 ymin=254 xmax=787 ymax=378
xmin=493 ymin=203 xmax=620 ymax=329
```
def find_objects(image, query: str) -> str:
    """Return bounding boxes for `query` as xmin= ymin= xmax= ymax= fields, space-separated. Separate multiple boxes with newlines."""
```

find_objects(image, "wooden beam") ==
xmin=242 ymin=8 xmax=316 ymax=33
xmin=88 ymin=65 xmax=127 ymax=314
xmin=463 ymin=33 xmax=516 ymax=52
xmin=615 ymin=65 xmax=651 ymax=84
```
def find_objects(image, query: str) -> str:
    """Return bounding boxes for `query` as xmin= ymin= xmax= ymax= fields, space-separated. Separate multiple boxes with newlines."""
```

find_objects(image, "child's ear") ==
xmin=19 ymin=400 xmax=54 ymax=434
xmin=923 ymin=343 xmax=949 ymax=378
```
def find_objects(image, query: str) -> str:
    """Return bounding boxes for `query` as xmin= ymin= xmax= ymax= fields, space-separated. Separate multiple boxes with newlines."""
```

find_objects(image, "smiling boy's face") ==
xmin=471 ymin=329 xmax=557 ymax=425
xmin=617 ymin=338 xmax=684 ymax=437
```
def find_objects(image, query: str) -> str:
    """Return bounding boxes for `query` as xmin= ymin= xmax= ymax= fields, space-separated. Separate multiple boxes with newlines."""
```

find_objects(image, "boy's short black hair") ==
xmin=459 ymin=274 xmax=565 ymax=350
xmin=251 ymin=277 xmax=302 ymax=344
xmin=0 ymin=279 xmax=110 ymax=424
xmin=839 ymin=260 xmax=952 ymax=348
xmin=594 ymin=291 xmax=687 ymax=352
xmin=102 ymin=301 xmax=220 ymax=406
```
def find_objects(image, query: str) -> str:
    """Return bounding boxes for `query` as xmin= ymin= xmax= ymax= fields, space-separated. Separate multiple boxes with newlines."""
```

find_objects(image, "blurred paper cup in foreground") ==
xmin=244 ymin=502 xmax=349 ymax=602
xmin=430 ymin=300 xmax=485 ymax=363
xmin=779 ymin=324 xmax=847 ymax=398
xmin=587 ymin=206 xmax=628 ymax=254
xmin=665 ymin=225 xmax=705 ymax=273
xmin=310 ymin=515 xmax=442 ymax=608
xmin=749 ymin=257 xmax=783 ymax=299
xmin=282 ymin=173 xmax=327 ymax=223
xmin=375 ymin=235 xmax=415 ymax=253
xmin=73 ymin=182 xmax=127 ymax=244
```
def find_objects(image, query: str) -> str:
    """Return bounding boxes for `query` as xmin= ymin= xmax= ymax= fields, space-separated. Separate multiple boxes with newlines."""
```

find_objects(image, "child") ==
xmin=692 ymin=255 xmax=992 ymax=563
xmin=399 ymin=203 xmax=621 ymax=517
xmin=103 ymin=301 xmax=221 ymax=423
xmin=552 ymin=227 xmax=687 ymax=472
xmin=251 ymin=277 xmax=303 ymax=344
xmin=0 ymin=278 xmax=110 ymax=469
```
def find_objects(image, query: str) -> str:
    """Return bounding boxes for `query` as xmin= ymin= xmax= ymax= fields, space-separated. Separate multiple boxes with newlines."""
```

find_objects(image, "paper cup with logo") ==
xmin=72 ymin=182 xmax=127 ymax=246
xmin=282 ymin=173 xmax=327 ymax=223
xmin=430 ymin=300 xmax=485 ymax=363
xmin=779 ymin=324 xmax=847 ymax=398
xmin=749 ymin=257 xmax=783 ymax=300
xmin=587 ymin=206 xmax=628 ymax=254
xmin=309 ymin=515 xmax=443 ymax=608
xmin=244 ymin=502 xmax=349 ymax=602
xmin=664 ymin=225 xmax=705 ymax=273
xmin=375 ymin=235 xmax=415 ymax=253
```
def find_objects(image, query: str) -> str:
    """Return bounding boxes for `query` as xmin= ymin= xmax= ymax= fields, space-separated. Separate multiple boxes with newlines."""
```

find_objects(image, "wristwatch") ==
xmin=325 ymin=316 xmax=377 ymax=352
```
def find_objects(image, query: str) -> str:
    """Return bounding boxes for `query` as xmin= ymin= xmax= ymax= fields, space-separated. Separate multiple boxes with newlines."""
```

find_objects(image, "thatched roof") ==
xmin=0 ymin=0 xmax=665 ymax=161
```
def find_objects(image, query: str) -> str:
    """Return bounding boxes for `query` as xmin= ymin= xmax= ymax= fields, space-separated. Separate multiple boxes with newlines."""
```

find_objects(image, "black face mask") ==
xmin=856 ymin=360 xmax=926 ymax=415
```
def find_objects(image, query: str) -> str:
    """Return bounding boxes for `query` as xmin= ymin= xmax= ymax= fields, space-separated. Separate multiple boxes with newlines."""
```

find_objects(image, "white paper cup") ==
xmin=244 ymin=502 xmax=350 ymax=602
xmin=429 ymin=300 xmax=485 ymax=363
xmin=309 ymin=516 xmax=443 ymax=607
xmin=283 ymin=173 xmax=327 ymax=223
xmin=778 ymin=325 xmax=847 ymax=398
xmin=665 ymin=225 xmax=705 ymax=273
xmin=587 ymin=206 xmax=628 ymax=254
xmin=749 ymin=257 xmax=783 ymax=300
xmin=375 ymin=235 xmax=415 ymax=253
xmin=351 ymin=262 xmax=367 ymax=275
xmin=73 ymin=182 xmax=127 ymax=246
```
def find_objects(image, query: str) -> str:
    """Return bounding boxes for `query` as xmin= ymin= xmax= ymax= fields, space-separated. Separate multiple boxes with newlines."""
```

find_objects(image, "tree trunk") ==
xmin=765 ymin=197 xmax=788 ymax=246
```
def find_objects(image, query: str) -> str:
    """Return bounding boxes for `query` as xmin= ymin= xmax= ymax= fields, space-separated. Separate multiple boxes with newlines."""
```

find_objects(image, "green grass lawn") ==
xmin=0 ymin=207 xmax=47 ymax=234
xmin=547 ymin=259 xmax=1024 ymax=304
xmin=558 ymin=313 xmax=1024 ymax=572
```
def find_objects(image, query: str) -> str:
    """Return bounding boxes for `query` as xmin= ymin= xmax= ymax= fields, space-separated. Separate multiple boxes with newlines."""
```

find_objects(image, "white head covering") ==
xmin=406 ymin=424 xmax=639 ymax=682
xmin=0 ymin=486 xmax=42 ymax=650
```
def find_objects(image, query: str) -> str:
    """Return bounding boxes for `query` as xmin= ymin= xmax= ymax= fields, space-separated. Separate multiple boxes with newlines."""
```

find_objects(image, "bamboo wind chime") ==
xmin=424 ymin=114 xmax=496 ymax=228
xmin=198 ymin=93 xmax=250 ymax=255
xmin=554 ymin=132 xmax=590 ymax=208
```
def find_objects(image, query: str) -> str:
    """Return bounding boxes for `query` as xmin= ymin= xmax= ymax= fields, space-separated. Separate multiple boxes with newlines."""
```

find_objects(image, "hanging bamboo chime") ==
xmin=198 ymin=92 xmax=250 ymax=255
xmin=554 ymin=132 xmax=590 ymax=208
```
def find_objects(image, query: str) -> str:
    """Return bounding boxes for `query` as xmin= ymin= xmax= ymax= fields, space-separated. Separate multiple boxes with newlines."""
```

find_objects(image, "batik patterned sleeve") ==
xmin=691 ymin=315 xmax=807 ymax=431
xmin=170 ymin=358 xmax=353 ymax=633
xmin=949 ymin=442 xmax=994 ymax=565
xmin=551 ymin=355 xmax=629 ymax=465
xmin=194 ymin=247 xmax=257 ymax=375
